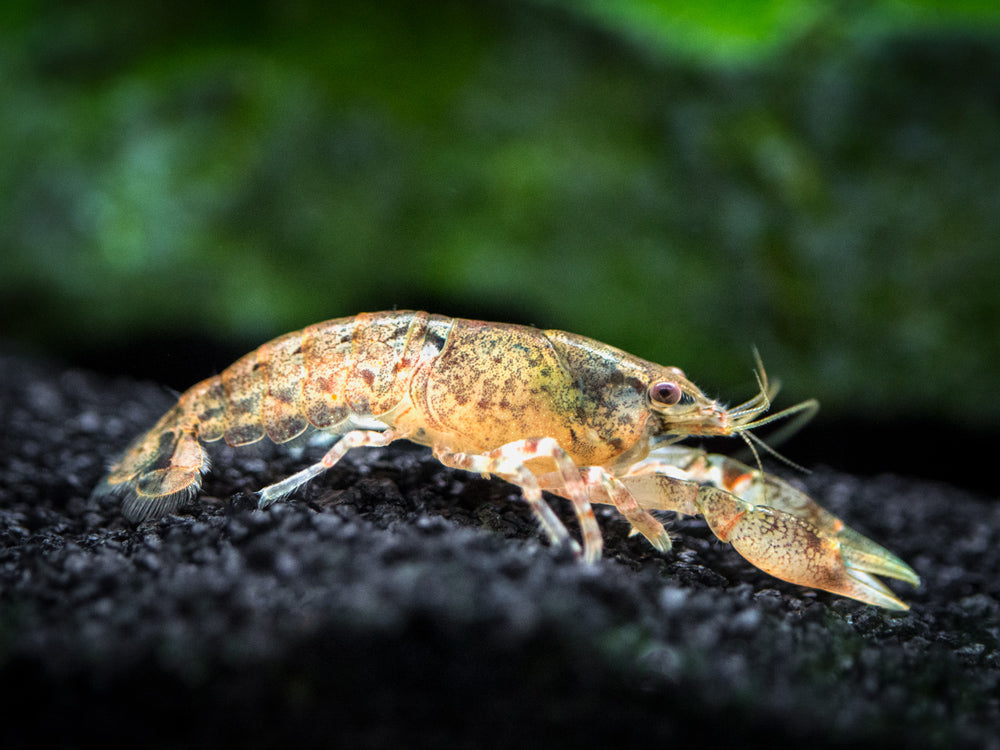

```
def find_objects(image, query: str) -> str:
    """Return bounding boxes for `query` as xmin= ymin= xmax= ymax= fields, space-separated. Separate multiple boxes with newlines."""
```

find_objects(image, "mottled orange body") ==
xmin=95 ymin=311 xmax=920 ymax=609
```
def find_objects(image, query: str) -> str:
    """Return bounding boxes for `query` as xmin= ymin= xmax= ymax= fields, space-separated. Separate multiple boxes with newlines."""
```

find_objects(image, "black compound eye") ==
xmin=648 ymin=381 xmax=682 ymax=406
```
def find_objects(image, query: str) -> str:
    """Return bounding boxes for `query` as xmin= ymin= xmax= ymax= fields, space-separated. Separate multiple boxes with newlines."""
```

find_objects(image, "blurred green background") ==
xmin=2 ymin=0 xmax=999 ymax=477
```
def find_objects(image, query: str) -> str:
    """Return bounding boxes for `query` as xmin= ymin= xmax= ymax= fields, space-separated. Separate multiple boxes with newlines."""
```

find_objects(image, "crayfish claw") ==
xmin=694 ymin=485 xmax=919 ymax=610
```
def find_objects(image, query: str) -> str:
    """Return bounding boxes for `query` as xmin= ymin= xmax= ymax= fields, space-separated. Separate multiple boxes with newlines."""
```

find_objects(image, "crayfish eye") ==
xmin=648 ymin=381 xmax=682 ymax=406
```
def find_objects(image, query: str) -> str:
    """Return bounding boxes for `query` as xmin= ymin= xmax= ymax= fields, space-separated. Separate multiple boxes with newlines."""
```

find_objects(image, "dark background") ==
xmin=2 ymin=0 xmax=999 ymax=488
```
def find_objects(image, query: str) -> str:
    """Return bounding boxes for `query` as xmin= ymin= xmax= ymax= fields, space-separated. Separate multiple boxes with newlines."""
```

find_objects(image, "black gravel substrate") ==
xmin=1 ymin=353 xmax=998 ymax=749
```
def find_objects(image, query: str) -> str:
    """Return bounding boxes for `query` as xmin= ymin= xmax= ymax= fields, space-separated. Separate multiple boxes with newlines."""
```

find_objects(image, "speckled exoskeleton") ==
xmin=93 ymin=311 xmax=920 ymax=609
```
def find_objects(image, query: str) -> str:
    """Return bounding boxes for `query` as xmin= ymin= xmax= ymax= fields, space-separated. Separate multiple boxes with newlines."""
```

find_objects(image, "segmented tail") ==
xmin=94 ymin=311 xmax=449 ymax=521
xmin=92 ymin=405 xmax=209 ymax=521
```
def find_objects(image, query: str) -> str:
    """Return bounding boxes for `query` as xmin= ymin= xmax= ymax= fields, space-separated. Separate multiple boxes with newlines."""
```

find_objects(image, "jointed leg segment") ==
xmin=257 ymin=430 xmax=605 ymax=563
xmin=579 ymin=467 xmax=672 ymax=552
xmin=257 ymin=428 xmax=398 ymax=507
xmin=436 ymin=437 xmax=604 ymax=562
